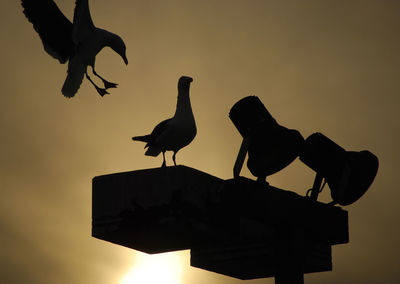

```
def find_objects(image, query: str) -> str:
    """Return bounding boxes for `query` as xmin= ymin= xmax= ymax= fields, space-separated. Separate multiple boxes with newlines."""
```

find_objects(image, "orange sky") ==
xmin=1 ymin=0 xmax=399 ymax=283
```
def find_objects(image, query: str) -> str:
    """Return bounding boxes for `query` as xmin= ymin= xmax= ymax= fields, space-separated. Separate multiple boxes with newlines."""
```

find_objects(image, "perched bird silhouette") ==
xmin=21 ymin=0 xmax=128 ymax=97
xmin=132 ymin=76 xmax=196 ymax=167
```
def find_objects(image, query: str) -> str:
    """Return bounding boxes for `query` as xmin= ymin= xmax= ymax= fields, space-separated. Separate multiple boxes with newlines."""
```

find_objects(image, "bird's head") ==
xmin=109 ymin=34 xmax=128 ymax=65
xmin=178 ymin=76 xmax=193 ymax=90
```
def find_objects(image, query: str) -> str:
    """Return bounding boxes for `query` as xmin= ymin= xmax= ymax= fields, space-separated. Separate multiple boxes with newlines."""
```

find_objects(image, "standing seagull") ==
xmin=132 ymin=76 xmax=196 ymax=167
xmin=21 ymin=0 xmax=128 ymax=97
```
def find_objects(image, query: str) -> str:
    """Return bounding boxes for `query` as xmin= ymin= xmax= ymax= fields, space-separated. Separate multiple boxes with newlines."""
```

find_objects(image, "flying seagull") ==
xmin=21 ymin=0 xmax=128 ymax=97
xmin=132 ymin=76 xmax=196 ymax=167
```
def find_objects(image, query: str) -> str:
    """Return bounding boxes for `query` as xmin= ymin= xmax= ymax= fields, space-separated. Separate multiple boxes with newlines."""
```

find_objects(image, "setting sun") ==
xmin=120 ymin=252 xmax=183 ymax=284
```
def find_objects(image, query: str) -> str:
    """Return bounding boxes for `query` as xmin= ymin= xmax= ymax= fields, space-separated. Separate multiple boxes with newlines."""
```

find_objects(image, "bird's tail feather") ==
xmin=62 ymin=56 xmax=85 ymax=98
xmin=132 ymin=135 xmax=151 ymax=143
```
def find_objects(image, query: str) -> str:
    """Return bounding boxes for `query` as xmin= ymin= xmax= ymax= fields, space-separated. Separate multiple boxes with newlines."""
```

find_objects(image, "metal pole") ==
xmin=274 ymin=225 xmax=305 ymax=284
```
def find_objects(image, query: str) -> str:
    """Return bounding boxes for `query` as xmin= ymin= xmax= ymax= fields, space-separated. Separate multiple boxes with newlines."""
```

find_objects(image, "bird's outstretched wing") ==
xmin=21 ymin=0 xmax=74 ymax=63
xmin=72 ymin=0 xmax=95 ymax=45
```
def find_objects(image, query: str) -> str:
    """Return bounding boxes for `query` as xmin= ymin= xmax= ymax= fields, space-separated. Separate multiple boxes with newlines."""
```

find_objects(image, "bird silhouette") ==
xmin=21 ymin=0 xmax=128 ymax=97
xmin=132 ymin=76 xmax=196 ymax=167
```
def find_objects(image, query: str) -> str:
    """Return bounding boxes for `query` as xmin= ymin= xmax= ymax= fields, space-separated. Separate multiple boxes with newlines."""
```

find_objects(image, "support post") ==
xmin=275 ymin=225 xmax=305 ymax=284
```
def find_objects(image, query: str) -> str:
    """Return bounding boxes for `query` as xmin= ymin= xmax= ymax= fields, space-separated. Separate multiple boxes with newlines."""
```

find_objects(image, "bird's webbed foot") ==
xmin=95 ymin=86 xmax=110 ymax=97
xmin=86 ymin=72 xmax=110 ymax=97
xmin=103 ymin=80 xmax=118 ymax=89
xmin=93 ymin=68 xmax=118 ymax=89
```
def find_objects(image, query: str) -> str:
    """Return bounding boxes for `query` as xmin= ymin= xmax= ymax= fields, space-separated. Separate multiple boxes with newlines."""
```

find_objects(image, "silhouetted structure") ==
xmin=229 ymin=96 xmax=378 ymax=206
xmin=300 ymin=132 xmax=379 ymax=205
xmin=132 ymin=76 xmax=196 ymax=167
xmin=92 ymin=96 xmax=379 ymax=284
xmin=92 ymin=166 xmax=348 ymax=284
xmin=229 ymin=96 xmax=304 ymax=182
xmin=21 ymin=0 xmax=128 ymax=97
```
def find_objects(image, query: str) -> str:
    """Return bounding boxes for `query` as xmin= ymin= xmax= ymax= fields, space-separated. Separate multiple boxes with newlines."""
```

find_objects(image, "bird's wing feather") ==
xmin=21 ymin=0 xmax=74 ymax=63
xmin=61 ymin=55 xmax=85 ymax=97
xmin=149 ymin=119 xmax=171 ymax=145
xmin=132 ymin=119 xmax=170 ymax=158
xmin=72 ymin=0 xmax=95 ymax=44
xmin=144 ymin=146 xmax=162 ymax=157
xmin=132 ymin=119 xmax=171 ymax=148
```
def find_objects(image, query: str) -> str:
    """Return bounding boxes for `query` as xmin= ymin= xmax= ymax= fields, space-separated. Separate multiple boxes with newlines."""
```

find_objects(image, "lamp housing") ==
xmin=300 ymin=132 xmax=379 ymax=206
xmin=229 ymin=96 xmax=304 ymax=179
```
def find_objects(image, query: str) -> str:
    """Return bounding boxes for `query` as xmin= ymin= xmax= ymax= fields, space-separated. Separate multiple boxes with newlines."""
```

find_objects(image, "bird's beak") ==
xmin=123 ymin=54 xmax=128 ymax=65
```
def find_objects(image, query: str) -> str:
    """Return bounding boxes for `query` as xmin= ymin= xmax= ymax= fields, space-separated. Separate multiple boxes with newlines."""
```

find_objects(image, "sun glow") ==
xmin=120 ymin=252 xmax=183 ymax=284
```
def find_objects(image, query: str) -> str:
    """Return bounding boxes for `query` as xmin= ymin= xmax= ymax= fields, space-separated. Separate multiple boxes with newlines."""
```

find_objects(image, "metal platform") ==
xmin=92 ymin=166 xmax=348 ymax=282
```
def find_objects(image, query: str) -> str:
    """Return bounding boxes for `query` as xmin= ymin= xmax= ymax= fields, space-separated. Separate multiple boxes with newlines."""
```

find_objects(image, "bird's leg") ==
xmin=86 ymin=72 xmax=109 ymax=97
xmin=92 ymin=67 xmax=118 ymax=89
xmin=161 ymin=151 xmax=166 ymax=168
xmin=172 ymin=152 xmax=177 ymax=166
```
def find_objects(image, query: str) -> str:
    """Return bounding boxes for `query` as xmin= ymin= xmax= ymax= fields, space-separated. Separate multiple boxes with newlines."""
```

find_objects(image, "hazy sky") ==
xmin=1 ymin=0 xmax=399 ymax=283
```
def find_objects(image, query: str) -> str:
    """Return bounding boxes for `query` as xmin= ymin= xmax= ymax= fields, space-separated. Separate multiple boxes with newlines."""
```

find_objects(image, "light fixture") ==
xmin=300 ymin=132 xmax=379 ymax=206
xmin=229 ymin=96 xmax=304 ymax=182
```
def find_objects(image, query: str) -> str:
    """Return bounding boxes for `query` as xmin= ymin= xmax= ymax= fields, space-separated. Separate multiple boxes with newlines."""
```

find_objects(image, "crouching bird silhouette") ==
xmin=21 ymin=0 xmax=128 ymax=97
xmin=132 ymin=76 xmax=197 ymax=167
